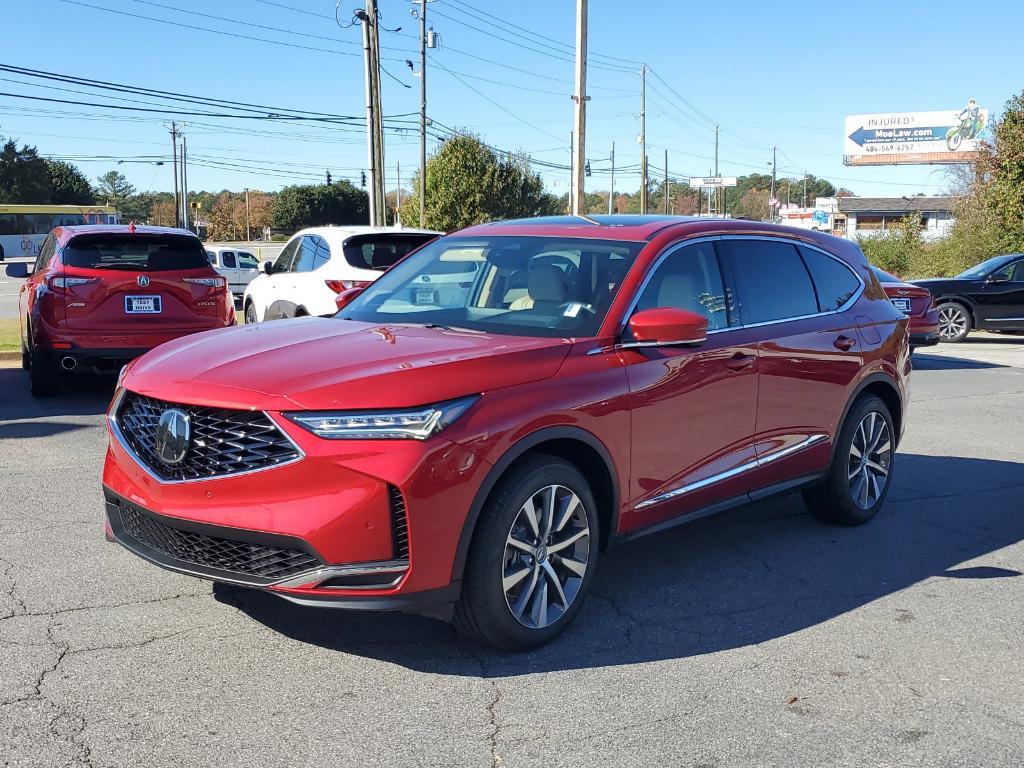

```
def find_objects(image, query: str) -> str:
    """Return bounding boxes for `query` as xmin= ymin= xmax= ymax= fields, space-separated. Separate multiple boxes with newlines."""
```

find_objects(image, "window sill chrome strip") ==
xmin=108 ymin=388 xmax=306 ymax=485
xmin=634 ymin=433 xmax=829 ymax=511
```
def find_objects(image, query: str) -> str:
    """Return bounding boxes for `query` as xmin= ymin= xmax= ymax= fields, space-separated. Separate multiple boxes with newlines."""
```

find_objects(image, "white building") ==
xmin=834 ymin=196 xmax=955 ymax=242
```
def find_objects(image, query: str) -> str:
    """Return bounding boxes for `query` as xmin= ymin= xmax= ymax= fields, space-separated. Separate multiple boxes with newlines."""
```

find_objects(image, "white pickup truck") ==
xmin=205 ymin=247 xmax=260 ymax=301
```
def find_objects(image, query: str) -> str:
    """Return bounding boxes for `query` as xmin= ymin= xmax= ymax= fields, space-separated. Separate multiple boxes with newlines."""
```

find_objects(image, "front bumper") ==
xmin=102 ymin=401 xmax=489 ymax=612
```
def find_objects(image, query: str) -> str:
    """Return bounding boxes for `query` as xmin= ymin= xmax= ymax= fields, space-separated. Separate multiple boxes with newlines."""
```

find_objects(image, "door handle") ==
xmin=833 ymin=335 xmax=856 ymax=351
xmin=724 ymin=352 xmax=755 ymax=371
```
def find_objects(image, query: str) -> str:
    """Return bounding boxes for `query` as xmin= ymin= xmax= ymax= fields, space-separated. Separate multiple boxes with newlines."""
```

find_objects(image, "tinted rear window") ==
xmin=719 ymin=239 xmax=819 ymax=324
xmin=343 ymin=233 xmax=439 ymax=271
xmin=800 ymin=246 xmax=861 ymax=312
xmin=63 ymin=233 xmax=210 ymax=271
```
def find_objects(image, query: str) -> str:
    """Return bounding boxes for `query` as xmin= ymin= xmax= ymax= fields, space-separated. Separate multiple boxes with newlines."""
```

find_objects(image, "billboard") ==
xmin=688 ymin=176 xmax=737 ymax=188
xmin=843 ymin=102 xmax=988 ymax=165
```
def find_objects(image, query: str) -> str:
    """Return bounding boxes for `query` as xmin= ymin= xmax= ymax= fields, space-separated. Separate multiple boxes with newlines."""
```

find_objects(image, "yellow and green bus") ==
xmin=0 ymin=204 xmax=120 ymax=260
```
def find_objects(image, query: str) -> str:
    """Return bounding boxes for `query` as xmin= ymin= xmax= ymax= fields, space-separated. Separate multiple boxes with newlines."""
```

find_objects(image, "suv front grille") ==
xmin=118 ymin=501 xmax=319 ymax=581
xmin=117 ymin=392 xmax=301 ymax=482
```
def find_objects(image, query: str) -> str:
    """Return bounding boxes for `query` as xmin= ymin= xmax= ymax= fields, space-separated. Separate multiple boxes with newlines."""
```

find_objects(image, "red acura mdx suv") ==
xmin=103 ymin=216 xmax=910 ymax=649
xmin=7 ymin=225 xmax=234 ymax=396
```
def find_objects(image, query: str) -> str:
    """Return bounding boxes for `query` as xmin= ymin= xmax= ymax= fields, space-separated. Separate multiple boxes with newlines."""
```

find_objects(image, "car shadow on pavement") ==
xmin=0 ymin=367 xmax=115 ymax=423
xmin=218 ymin=452 xmax=1024 ymax=675
xmin=912 ymin=354 xmax=1006 ymax=370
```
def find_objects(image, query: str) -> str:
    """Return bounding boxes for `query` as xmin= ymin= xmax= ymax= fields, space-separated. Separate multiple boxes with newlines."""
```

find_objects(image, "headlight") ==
xmin=285 ymin=396 xmax=478 ymax=440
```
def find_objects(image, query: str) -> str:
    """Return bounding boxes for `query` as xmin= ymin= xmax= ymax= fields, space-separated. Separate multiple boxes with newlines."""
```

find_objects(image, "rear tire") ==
xmin=29 ymin=347 xmax=58 ymax=398
xmin=454 ymin=454 xmax=599 ymax=650
xmin=937 ymin=302 xmax=971 ymax=342
xmin=244 ymin=301 xmax=258 ymax=324
xmin=21 ymin=341 xmax=30 ymax=371
xmin=803 ymin=395 xmax=894 ymax=526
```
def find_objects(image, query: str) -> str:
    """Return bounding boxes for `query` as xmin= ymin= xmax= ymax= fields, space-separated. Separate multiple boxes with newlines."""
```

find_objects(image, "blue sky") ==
xmin=2 ymin=0 xmax=1021 ymax=199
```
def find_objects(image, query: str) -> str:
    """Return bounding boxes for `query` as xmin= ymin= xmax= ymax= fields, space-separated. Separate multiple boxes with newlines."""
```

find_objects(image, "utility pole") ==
xmin=639 ymin=65 xmax=647 ymax=215
xmin=570 ymin=0 xmax=588 ymax=215
xmin=802 ymin=170 xmax=808 ymax=208
xmin=359 ymin=5 xmax=378 ymax=226
xmin=244 ymin=188 xmax=251 ymax=241
xmin=663 ymin=149 xmax=669 ymax=214
xmin=769 ymin=145 xmax=777 ymax=222
xmin=713 ymin=124 xmax=719 ymax=217
xmin=396 ymin=161 xmax=401 ymax=226
xmin=169 ymin=122 xmax=180 ymax=229
xmin=369 ymin=0 xmax=386 ymax=225
xmin=418 ymin=0 xmax=427 ymax=228
xmin=568 ymin=130 xmax=574 ymax=212
xmin=181 ymin=134 xmax=189 ymax=232
xmin=608 ymin=142 xmax=615 ymax=215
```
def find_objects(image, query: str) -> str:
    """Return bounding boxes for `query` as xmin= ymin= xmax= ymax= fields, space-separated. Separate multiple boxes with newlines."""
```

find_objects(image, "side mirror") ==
xmin=5 ymin=262 xmax=30 ymax=278
xmin=626 ymin=307 xmax=708 ymax=347
xmin=262 ymin=261 xmax=275 ymax=276
xmin=987 ymin=272 xmax=1010 ymax=284
xmin=335 ymin=286 xmax=364 ymax=311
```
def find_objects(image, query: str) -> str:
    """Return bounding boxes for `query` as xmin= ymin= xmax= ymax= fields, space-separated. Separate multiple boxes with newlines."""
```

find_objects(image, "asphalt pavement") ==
xmin=1 ymin=338 xmax=1022 ymax=767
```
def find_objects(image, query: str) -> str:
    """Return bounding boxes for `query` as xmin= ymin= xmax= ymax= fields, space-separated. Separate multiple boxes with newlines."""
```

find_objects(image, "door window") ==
xmin=273 ymin=239 xmax=300 ymax=274
xmin=798 ymin=246 xmax=861 ymax=312
xmin=34 ymin=235 xmax=56 ymax=273
xmin=992 ymin=260 xmax=1024 ymax=282
xmin=294 ymin=235 xmax=330 ymax=272
xmin=633 ymin=240 xmax=732 ymax=330
xmin=221 ymin=251 xmax=237 ymax=269
xmin=237 ymin=251 xmax=259 ymax=270
xmin=719 ymin=239 xmax=819 ymax=324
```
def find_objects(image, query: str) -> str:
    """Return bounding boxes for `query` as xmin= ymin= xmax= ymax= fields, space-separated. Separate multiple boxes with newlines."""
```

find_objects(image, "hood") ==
xmin=123 ymin=317 xmax=573 ymax=411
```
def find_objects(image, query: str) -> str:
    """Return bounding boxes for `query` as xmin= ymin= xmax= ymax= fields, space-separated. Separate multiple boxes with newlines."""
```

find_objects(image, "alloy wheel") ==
xmin=502 ymin=484 xmax=591 ymax=629
xmin=848 ymin=411 xmax=891 ymax=510
xmin=938 ymin=305 xmax=968 ymax=341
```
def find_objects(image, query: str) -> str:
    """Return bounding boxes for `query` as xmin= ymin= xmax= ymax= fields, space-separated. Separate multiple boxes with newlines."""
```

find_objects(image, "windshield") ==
xmin=63 ymin=233 xmax=210 ymax=271
xmin=957 ymin=255 xmax=1014 ymax=279
xmin=340 ymin=235 xmax=644 ymax=338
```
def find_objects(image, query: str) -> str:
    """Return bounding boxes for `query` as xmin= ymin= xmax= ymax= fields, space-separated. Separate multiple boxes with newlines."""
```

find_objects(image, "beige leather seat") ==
xmin=509 ymin=265 xmax=568 ymax=311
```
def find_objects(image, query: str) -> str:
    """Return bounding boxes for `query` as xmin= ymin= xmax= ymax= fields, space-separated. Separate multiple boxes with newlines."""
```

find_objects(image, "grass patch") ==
xmin=0 ymin=318 xmax=21 ymax=352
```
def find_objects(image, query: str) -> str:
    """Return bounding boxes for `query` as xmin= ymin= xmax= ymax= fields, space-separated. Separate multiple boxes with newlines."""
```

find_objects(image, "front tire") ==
xmin=454 ymin=454 xmax=599 ymax=650
xmin=937 ymin=302 xmax=971 ymax=342
xmin=244 ymin=301 xmax=258 ymax=324
xmin=803 ymin=395 xmax=894 ymax=526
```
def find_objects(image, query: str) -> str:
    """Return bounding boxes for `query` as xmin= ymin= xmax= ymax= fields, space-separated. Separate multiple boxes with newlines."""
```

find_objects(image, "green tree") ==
xmin=95 ymin=170 xmax=136 ymax=206
xmin=400 ymin=133 xmax=559 ymax=231
xmin=979 ymin=90 xmax=1024 ymax=250
xmin=0 ymin=138 xmax=52 ymax=202
xmin=272 ymin=182 xmax=368 ymax=232
xmin=44 ymin=159 xmax=95 ymax=205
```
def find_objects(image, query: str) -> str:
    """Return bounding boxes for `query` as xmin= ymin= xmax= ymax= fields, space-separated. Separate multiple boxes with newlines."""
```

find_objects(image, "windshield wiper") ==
xmin=85 ymin=263 xmax=149 ymax=270
xmin=420 ymin=322 xmax=484 ymax=334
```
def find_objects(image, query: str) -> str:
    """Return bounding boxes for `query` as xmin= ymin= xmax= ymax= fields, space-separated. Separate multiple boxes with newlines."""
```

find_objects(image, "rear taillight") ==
xmin=183 ymin=277 xmax=227 ymax=293
xmin=325 ymin=279 xmax=371 ymax=294
xmin=48 ymin=277 xmax=99 ymax=293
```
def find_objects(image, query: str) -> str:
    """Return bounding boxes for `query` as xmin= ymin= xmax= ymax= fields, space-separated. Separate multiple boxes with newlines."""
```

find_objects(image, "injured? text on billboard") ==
xmin=844 ymin=100 xmax=988 ymax=165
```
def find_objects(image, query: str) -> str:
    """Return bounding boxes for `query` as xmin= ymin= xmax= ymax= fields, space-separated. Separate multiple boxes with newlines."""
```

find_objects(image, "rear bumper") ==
xmin=39 ymin=346 xmax=149 ymax=374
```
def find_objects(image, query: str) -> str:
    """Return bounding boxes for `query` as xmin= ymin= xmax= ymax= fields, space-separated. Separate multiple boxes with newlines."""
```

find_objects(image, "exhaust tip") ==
xmin=60 ymin=356 xmax=78 ymax=371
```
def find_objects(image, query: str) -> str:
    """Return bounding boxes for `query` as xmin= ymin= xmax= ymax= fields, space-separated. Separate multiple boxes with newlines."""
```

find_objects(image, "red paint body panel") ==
xmin=102 ymin=216 xmax=911 ymax=612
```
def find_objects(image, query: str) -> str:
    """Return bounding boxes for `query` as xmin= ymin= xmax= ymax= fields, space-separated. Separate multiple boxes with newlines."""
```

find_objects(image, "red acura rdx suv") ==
xmin=103 ymin=216 xmax=910 ymax=649
xmin=7 ymin=225 xmax=235 ymax=396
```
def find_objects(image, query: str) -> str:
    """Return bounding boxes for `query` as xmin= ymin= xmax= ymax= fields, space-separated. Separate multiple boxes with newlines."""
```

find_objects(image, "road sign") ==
xmin=843 ymin=106 xmax=989 ymax=166
xmin=689 ymin=176 xmax=737 ymax=188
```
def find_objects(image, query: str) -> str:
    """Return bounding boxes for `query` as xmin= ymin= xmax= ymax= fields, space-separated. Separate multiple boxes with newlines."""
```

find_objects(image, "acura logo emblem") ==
xmin=137 ymin=275 xmax=150 ymax=288
xmin=154 ymin=409 xmax=191 ymax=465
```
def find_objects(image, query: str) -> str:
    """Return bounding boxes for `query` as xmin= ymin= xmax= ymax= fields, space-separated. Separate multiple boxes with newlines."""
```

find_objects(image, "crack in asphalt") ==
xmin=0 ymin=556 xmax=28 ymax=620
xmin=0 ymin=590 xmax=210 ymax=626
xmin=485 ymin=681 xmax=503 ymax=767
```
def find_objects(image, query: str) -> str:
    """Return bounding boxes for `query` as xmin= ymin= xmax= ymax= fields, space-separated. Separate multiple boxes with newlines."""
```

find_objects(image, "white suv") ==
xmin=242 ymin=226 xmax=439 ymax=323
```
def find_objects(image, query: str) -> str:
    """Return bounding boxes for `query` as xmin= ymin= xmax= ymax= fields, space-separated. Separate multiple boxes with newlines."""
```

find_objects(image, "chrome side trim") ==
xmin=107 ymin=388 xmax=306 ymax=485
xmin=989 ymin=317 xmax=1024 ymax=322
xmin=633 ymin=433 xmax=829 ymax=511
xmin=272 ymin=560 xmax=410 ymax=590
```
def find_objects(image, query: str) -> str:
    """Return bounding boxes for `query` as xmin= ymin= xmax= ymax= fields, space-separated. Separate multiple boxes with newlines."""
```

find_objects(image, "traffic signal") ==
xmin=584 ymin=160 xmax=592 ymax=177
xmin=326 ymin=170 xmax=332 ymax=186
xmin=361 ymin=171 xmax=367 ymax=187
